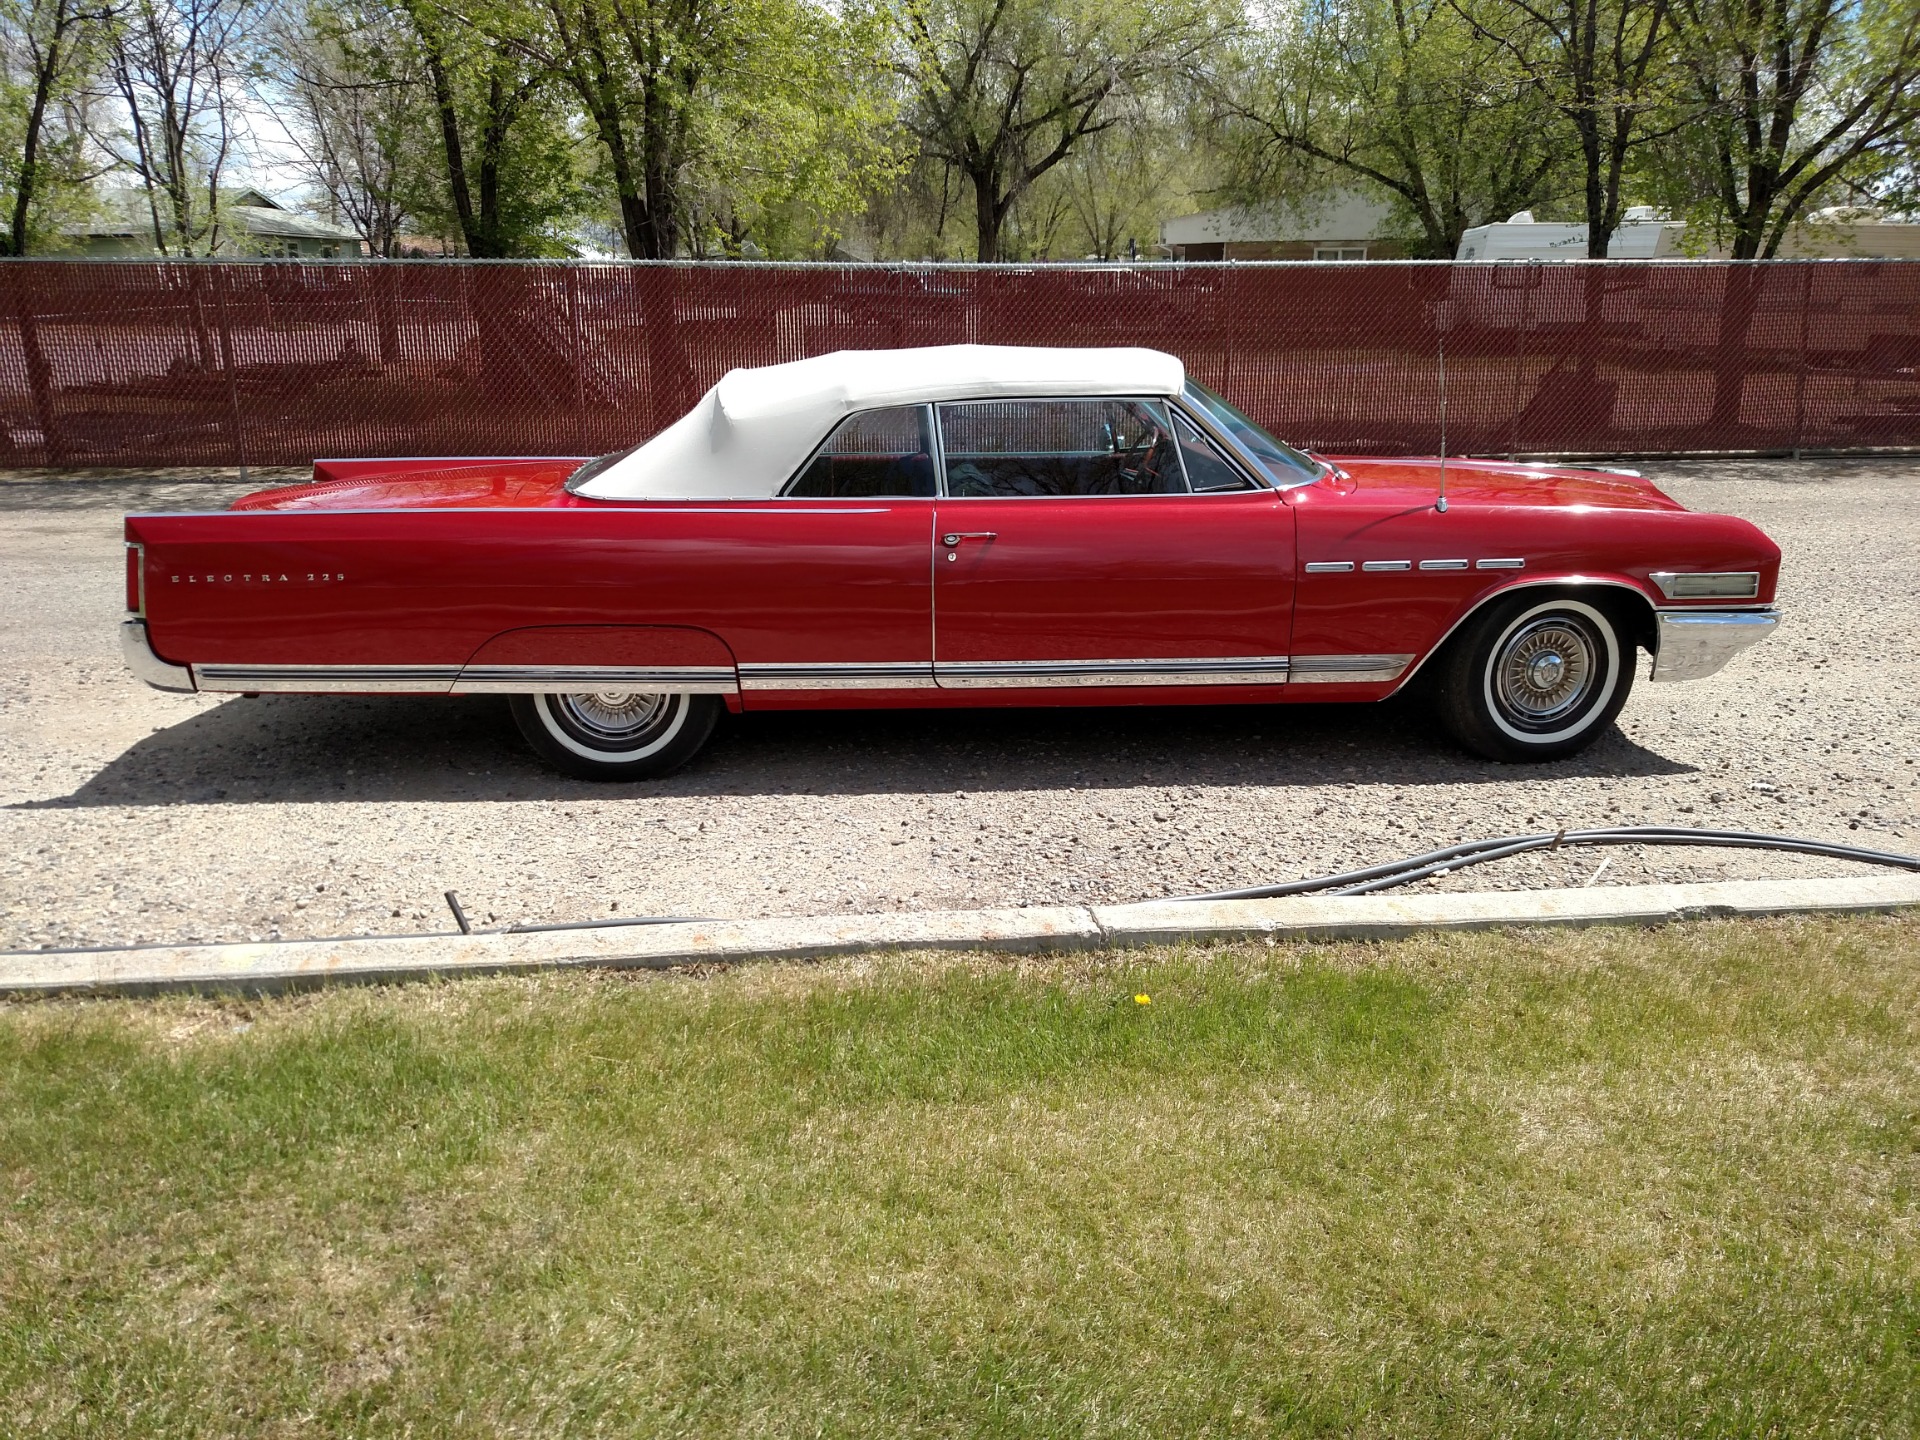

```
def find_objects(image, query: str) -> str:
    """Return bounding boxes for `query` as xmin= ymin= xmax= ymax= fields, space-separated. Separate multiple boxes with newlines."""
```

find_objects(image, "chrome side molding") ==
xmin=192 ymin=661 xmax=742 ymax=695
xmin=119 ymin=620 xmax=196 ymax=693
xmin=934 ymin=656 xmax=1292 ymax=688
xmin=1650 ymin=608 xmax=1780 ymax=682
xmin=1290 ymin=653 xmax=1415 ymax=684
xmin=739 ymin=661 xmax=934 ymax=691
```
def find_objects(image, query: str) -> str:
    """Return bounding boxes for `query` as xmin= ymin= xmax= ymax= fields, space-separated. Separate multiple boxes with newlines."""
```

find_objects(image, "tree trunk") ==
xmin=1706 ymin=264 xmax=1758 ymax=437
xmin=9 ymin=268 xmax=65 ymax=463
xmin=972 ymin=169 xmax=1004 ymax=262
xmin=9 ymin=38 xmax=60 ymax=256
xmin=375 ymin=264 xmax=402 ymax=368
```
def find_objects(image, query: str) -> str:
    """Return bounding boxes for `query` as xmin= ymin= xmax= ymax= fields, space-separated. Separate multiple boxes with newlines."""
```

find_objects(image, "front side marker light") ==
xmin=1648 ymin=570 xmax=1760 ymax=600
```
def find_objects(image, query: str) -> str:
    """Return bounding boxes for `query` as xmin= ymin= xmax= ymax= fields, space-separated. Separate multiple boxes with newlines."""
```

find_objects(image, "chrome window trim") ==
xmin=930 ymin=402 xmax=950 ymax=496
xmin=1166 ymin=399 xmax=1275 ymax=492
xmin=1178 ymin=383 xmax=1325 ymax=489
xmin=934 ymin=394 xmax=1204 ymax=499
xmin=777 ymin=403 xmax=941 ymax=501
xmin=120 ymin=620 xmax=195 ymax=693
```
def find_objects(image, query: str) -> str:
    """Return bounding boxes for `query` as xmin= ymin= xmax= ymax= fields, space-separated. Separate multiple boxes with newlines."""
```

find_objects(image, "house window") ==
xmin=1313 ymin=246 xmax=1368 ymax=261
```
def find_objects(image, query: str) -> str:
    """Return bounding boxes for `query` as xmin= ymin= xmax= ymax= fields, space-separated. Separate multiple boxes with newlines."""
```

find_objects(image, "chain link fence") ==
xmin=1 ymin=258 xmax=1916 ymax=468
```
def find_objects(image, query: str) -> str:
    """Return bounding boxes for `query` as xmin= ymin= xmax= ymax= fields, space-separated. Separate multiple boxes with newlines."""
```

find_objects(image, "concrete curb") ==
xmin=2 ymin=875 xmax=1917 ymax=998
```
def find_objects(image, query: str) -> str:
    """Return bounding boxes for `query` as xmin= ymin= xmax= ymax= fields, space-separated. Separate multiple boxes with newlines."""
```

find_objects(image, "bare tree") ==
xmin=267 ymin=0 xmax=427 ymax=257
xmin=897 ymin=0 xmax=1221 ymax=261
xmin=99 ymin=0 xmax=253 ymax=254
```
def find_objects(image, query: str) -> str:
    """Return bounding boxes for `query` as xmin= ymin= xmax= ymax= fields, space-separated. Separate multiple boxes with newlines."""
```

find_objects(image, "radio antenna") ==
xmin=1436 ymin=325 xmax=1449 ymax=513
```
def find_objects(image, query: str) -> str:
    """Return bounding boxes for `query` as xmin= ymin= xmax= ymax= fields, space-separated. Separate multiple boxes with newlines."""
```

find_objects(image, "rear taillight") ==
xmin=125 ymin=543 xmax=144 ymax=614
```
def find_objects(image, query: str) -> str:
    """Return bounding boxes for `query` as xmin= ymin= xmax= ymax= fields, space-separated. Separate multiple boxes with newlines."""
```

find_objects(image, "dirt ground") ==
xmin=1 ymin=458 xmax=1916 ymax=950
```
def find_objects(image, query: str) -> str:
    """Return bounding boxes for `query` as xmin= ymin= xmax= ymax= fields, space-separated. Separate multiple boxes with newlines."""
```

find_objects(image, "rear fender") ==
xmin=453 ymin=625 xmax=739 ymax=695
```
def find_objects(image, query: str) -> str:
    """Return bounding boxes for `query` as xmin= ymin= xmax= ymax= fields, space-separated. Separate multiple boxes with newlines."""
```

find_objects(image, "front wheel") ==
xmin=510 ymin=691 xmax=720 ymax=780
xmin=1435 ymin=595 xmax=1636 ymax=762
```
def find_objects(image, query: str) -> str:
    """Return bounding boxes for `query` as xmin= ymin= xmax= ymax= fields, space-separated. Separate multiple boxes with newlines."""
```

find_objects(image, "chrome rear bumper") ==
xmin=120 ymin=619 xmax=196 ymax=693
xmin=1650 ymin=607 xmax=1780 ymax=682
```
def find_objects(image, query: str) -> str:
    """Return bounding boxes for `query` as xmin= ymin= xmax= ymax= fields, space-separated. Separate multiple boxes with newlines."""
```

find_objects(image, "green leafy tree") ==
xmin=677 ymin=0 xmax=904 ymax=258
xmin=1650 ymin=0 xmax=1920 ymax=258
xmin=401 ymin=0 xmax=582 ymax=257
xmin=1454 ymin=0 xmax=1676 ymax=256
xmin=512 ymin=0 xmax=882 ymax=259
xmin=100 ymin=0 xmax=254 ymax=254
xmin=0 ymin=0 xmax=112 ymax=253
xmin=1214 ymin=0 xmax=1569 ymax=258
xmin=894 ymin=0 xmax=1221 ymax=262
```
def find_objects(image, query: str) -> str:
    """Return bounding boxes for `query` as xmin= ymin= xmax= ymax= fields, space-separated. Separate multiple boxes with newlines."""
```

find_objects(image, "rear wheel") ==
xmin=1436 ymin=595 xmax=1635 ymax=762
xmin=510 ymin=691 xmax=720 ymax=780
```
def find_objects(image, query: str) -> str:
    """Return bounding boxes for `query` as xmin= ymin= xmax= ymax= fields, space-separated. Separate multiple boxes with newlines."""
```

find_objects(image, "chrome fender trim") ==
xmin=191 ymin=662 xmax=741 ymax=695
xmin=1650 ymin=608 xmax=1780 ymax=682
xmin=1386 ymin=576 xmax=1661 ymax=697
xmin=119 ymin=620 xmax=196 ymax=693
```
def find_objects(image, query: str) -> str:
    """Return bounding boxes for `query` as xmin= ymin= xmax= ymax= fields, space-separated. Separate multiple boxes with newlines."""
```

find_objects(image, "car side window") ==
xmin=785 ymin=406 xmax=937 ymax=498
xmin=1171 ymin=408 xmax=1257 ymax=492
xmin=937 ymin=399 xmax=1187 ymax=497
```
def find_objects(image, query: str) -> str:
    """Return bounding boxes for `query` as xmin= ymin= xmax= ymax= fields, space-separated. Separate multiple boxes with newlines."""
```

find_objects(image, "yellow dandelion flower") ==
xmin=1134 ymin=993 xmax=1151 ymax=1005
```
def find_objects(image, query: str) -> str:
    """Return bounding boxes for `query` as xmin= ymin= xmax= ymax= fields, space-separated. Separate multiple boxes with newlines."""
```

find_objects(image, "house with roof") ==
xmin=1455 ymin=205 xmax=1920 ymax=261
xmin=1159 ymin=192 xmax=1409 ymax=261
xmin=66 ymin=188 xmax=363 ymax=258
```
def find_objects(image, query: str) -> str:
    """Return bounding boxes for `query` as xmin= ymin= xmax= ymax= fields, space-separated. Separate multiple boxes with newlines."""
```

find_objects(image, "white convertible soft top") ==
xmin=574 ymin=344 xmax=1186 ymax=500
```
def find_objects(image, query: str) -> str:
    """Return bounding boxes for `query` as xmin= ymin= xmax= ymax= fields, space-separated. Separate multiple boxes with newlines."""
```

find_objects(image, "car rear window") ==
xmin=785 ymin=407 xmax=937 ymax=498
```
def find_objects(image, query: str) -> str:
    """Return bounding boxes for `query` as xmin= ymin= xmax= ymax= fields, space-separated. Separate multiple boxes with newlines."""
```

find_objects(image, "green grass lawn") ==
xmin=2 ymin=916 xmax=1917 ymax=1437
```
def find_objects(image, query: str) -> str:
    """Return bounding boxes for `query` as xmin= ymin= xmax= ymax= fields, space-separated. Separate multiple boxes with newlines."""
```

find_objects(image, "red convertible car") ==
xmin=122 ymin=345 xmax=1780 ymax=779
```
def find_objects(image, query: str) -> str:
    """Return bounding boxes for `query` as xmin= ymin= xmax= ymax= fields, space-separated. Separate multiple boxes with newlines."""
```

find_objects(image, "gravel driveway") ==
xmin=2 ymin=459 xmax=1916 ymax=951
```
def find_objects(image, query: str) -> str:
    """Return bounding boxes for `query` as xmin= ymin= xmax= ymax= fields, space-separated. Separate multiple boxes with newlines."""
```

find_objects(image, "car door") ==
xmin=932 ymin=397 xmax=1294 ymax=690
xmin=726 ymin=404 xmax=938 ymax=701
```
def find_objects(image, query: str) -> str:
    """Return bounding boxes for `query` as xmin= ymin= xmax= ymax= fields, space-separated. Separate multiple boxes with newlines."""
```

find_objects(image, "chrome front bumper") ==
xmin=1650 ymin=607 xmax=1780 ymax=682
xmin=120 ymin=619 xmax=196 ymax=693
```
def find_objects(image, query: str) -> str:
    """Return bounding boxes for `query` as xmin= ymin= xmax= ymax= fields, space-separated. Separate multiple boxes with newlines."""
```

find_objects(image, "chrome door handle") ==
xmin=941 ymin=531 xmax=997 ymax=546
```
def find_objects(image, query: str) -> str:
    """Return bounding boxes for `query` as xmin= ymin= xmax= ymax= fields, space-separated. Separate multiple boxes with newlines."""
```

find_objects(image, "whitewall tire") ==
xmin=509 ymin=691 xmax=720 ymax=780
xmin=1436 ymin=595 xmax=1636 ymax=762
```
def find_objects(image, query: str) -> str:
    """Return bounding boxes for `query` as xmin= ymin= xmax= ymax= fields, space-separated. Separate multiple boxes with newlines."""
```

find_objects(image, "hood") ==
xmin=1327 ymin=456 xmax=1687 ymax=512
xmin=230 ymin=458 xmax=582 ymax=512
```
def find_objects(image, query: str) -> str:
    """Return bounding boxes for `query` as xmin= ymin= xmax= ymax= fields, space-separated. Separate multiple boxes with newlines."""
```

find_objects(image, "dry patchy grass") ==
xmin=1 ymin=915 xmax=1917 ymax=1436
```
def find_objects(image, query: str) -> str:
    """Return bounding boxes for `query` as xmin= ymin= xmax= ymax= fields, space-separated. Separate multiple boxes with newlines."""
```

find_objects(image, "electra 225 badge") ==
xmin=172 ymin=571 xmax=346 ymax=585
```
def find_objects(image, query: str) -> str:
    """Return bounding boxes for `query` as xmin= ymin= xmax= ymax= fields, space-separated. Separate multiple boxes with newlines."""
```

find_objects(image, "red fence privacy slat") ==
xmin=1 ymin=258 xmax=1916 ymax=468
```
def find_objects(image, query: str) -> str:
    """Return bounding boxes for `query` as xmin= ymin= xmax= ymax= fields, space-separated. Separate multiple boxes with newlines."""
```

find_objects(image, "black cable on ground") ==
xmin=1171 ymin=827 xmax=1920 ymax=903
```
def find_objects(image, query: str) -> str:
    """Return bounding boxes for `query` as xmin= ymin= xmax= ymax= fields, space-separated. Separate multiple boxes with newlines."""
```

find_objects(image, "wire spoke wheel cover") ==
xmin=1438 ymin=593 xmax=1635 ymax=762
xmin=1495 ymin=618 xmax=1595 ymax=725
xmin=510 ymin=690 xmax=721 ymax=780
xmin=539 ymin=691 xmax=686 ymax=759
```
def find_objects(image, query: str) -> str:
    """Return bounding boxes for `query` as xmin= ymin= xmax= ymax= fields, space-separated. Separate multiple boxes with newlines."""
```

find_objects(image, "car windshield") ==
xmin=1182 ymin=382 xmax=1326 ymax=488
